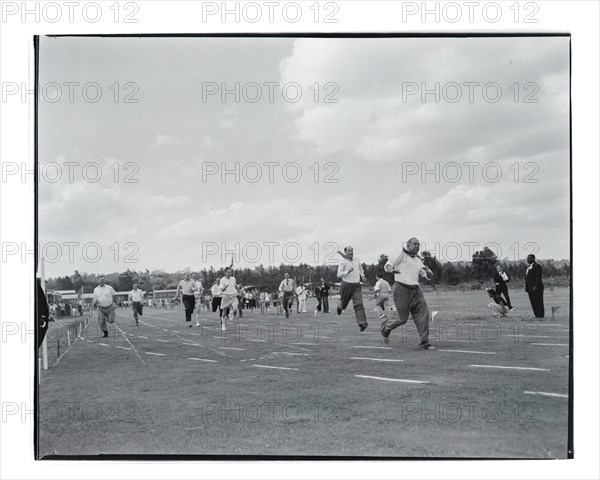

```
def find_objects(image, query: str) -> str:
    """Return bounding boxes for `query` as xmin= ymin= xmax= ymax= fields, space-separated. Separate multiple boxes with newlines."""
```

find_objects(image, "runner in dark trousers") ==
xmin=128 ymin=283 xmax=144 ymax=325
xmin=174 ymin=272 xmax=199 ymax=326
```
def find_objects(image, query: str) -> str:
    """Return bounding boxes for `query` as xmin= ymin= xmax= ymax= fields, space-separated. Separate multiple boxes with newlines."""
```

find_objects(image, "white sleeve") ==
xmin=337 ymin=262 xmax=347 ymax=278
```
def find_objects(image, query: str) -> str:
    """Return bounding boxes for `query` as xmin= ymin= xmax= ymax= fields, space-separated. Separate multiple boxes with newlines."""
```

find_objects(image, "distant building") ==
xmin=115 ymin=291 xmax=146 ymax=303
xmin=152 ymin=289 xmax=177 ymax=300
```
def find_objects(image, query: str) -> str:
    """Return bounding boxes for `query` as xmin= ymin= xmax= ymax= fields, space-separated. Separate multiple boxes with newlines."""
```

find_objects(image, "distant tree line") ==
xmin=46 ymin=249 xmax=570 ymax=294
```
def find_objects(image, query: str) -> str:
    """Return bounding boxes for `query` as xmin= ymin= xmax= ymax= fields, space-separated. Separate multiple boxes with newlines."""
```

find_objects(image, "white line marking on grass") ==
xmin=183 ymin=342 xmax=199 ymax=346
xmin=246 ymin=339 xmax=267 ymax=343
xmin=441 ymin=340 xmax=478 ymax=343
xmin=98 ymin=343 xmax=111 ymax=347
xmin=292 ymin=342 xmax=318 ymax=346
xmin=271 ymin=352 xmax=309 ymax=356
xmin=139 ymin=336 xmax=148 ymax=339
xmin=115 ymin=325 xmax=146 ymax=365
xmin=525 ymin=335 xmax=567 ymax=339
xmin=351 ymin=346 xmax=392 ymax=350
xmin=116 ymin=346 xmax=131 ymax=350
xmin=523 ymin=391 xmax=568 ymax=398
xmin=529 ymin=343 xmax=569 ymax=346
xmin=252 ymin=364 xmax=299 ymax=371
xmin=189 ymin=358 xmax=218 ymax=363
xmin=350 ymin=357 xmax=403 ymax=363
xmin=523 ymin=390 xmax=569 ymax=398
xmin=156 ymin=339 xmax=170 ymax=343
xmin=355 ymin=375 xmax=428 ymax=384
xmin=438 ymin=349 xmax=496 ymax=355
xmin=145 ymin=352 xmax=166 ymax=356
xmin=219 ymin=347 xmax=245 ymax=351
xmin=470 ymin=365 xmax=549 ymax=371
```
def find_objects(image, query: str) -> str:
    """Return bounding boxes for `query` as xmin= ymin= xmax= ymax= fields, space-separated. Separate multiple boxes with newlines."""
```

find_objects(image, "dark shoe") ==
xmin=359 ymin=323 xmax=368 ymax=332
xmin=380 ymin=320 xmax=390 ymax=344
xmin=420 ymin=341 xmax=432 ymax=349
xmin=102 ymin=331 xmax=109 ymax=338
xmin=337 ymin=307 xmax=342 ymax=315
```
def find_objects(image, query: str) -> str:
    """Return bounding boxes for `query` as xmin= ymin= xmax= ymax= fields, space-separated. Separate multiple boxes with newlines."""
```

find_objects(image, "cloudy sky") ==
xmin=38 ymin=36 xmax=570 ymax=278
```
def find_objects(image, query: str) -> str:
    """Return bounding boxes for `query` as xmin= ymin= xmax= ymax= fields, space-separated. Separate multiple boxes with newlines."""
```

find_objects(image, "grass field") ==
xmin=38 ymin=287 xmax=571 ymax=459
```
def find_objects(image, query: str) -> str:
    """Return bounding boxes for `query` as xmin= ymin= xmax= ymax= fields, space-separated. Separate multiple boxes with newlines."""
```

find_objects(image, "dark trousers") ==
xmin=212 ymin=296 xmax=223 ymax=317
xmin=283 ymin=291 xmax=294 ymax=318
xmin=528 ymin=289 xmax=545 ymax=318
xmin=132 ymin=301 xmax=143 ymax=321
xmin=237 ymin=297 xmax=243 ymax=317
xmin=316 ymin=297 xmax=322 ymax=311
xmin=339 ymin=281 xmax=366 ymax=326
xmin=382 ymin=282 xmax=430 ymax=343
xmin=322 ymin=296 xmax=329 ymax=313
xmin=495 ymin=285 xmax=512 ymax=309
xmin=182 ymin=294 xmax=196 ymax=322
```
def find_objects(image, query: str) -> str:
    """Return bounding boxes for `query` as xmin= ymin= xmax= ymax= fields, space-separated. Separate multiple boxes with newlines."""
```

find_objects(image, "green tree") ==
xmin=472 ymin=247 xmax=498 ymax=281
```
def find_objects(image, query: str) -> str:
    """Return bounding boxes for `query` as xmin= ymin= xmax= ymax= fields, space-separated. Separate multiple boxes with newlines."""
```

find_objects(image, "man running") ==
xmin=278 ymin=273 xmax=296 ymax=319
xmin=337 ymin=246 xmax=368 ymax=332
xmin=296 ymin=281 xmax=307 ymax=313
xmin=174 ymin=272 xmax=199 ymax=326
xmin=374 ymin=273 xmax=391 ymax=319
xmin=219 ymin=267 xmax=238 ymax=329
xmin=382 ymin=237 xmax=434 ymax=349
xmin=128 ymin=283 xmax=144 ymax=325
xmin=93 ymin=276 xmax=117 ymax=338
xmin=211 ymin=278 xmax=223 ymax=326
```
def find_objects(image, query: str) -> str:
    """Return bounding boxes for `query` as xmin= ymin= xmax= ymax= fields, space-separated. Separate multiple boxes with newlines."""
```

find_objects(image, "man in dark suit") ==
xmin=493 ymin=264 xmax=513 ymax=310
xmin=525 ymin=254 xmax=544 ymax=318
xmin=319 ymin=278 xmax=331 ymax=313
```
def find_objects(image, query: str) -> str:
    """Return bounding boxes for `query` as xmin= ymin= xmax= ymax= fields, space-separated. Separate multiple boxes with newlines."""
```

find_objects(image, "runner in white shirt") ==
xmin=93 ymin=276 xmax=117 ymax=338
xmin=374 ymin=274 xmax=391 ymax=319
xmin=210 ymin=279 xmax=223 ymax=326
xmin=191 ymin=273 xmax=204 ymax=326
xmin=219 ymin=268 xmax=238 ymax=327
xmin=336 ymin=246 xmax=368 ymax=332
xmin=278 ymin=273 xmax=297 ymax=318
xmin=128 ymin=283 xmax=144 ymax=325
xmin=383 ymin=237 xmax=434 ymax=349
xmin=264 ymin=292 xmax=271 ymax=315
xmin=296 ymin=282 xmax=308 ymax=313
xmin=174 ymin=272 xmax=199 ymax=327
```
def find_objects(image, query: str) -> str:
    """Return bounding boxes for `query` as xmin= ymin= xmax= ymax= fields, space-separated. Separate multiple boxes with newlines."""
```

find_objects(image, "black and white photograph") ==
xmin=0 ymin=1 xmax=598 ymax=478
xmin=35 ymin=33 xmax=572 ymax=459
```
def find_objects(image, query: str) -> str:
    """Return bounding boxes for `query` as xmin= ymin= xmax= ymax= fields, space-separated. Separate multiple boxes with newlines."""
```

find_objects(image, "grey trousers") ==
xmin=339 ymin=281 xmax=367 ymax=326
xmin=382 ymin=282 xmax=429 ymax=343
xmin=97 ymin=304 xmax=116 ymax=332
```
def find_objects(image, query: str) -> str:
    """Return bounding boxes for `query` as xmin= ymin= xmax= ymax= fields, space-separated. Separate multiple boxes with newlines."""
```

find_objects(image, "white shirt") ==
xmin=93 ymin=284 xmax=116 ymax=307
xmin=385 ymin=251 xmax=428 ymax=286
xmin=193 ymin=280 xmax=203 ymax=293
xmin=279 ymin=278 xmax=295 ymax=292
xmin=296 ymin=286 xmax=307 ymax=300
xmin=177 ymin=279 xmax=197 ymax=296
xmin=129 ymin=288 xmax=144 ymax=302
xmin=337 ymin=257 xmax=364 ymax=284
xmin=211 ymin=283 xmax=222 ymax=297
xmin=219 ymin=276 xmax=237 ymax=296
xmin=374 ymin=279 xmax=391 ymax=295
